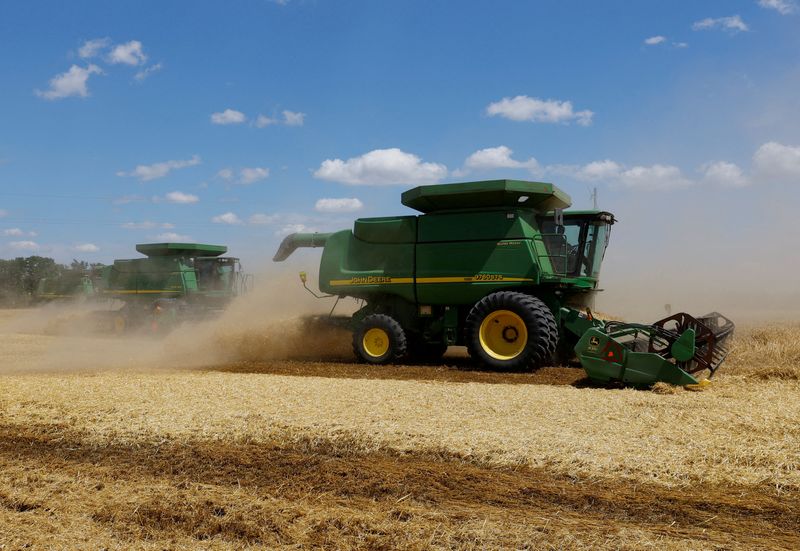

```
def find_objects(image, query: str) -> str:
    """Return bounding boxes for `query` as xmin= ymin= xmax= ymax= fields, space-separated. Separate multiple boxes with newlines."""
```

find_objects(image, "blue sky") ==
xmin=0 ymin=0 xmax=798 ymax=316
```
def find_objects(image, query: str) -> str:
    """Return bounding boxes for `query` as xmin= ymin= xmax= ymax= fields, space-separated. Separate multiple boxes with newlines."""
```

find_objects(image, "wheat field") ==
xmin=1 ymin=308 xmax=799 ymax=549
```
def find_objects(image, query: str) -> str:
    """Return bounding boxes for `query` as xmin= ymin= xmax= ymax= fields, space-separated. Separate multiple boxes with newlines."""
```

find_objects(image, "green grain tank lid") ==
xmin=401 ymin=179 xmax=571 ymax=213
xmin=135 ymin=243 xmax=228 ymax=257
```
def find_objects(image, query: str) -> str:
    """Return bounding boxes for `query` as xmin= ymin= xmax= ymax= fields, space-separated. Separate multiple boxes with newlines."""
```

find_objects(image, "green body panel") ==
xmin=415 ymin=239 xmax=540 ymax=304
xmin=354 ymin=216 xmax=417 ymax=243
xmin=104 ymin=257 xmax=192 ymax=298
xmin=315 ymin=206 xmax=608 ymax=308
xmin=417 ymin=209 xmax=536 ymax=242
xmin=319 ymin=230 xmax=416 ymax=302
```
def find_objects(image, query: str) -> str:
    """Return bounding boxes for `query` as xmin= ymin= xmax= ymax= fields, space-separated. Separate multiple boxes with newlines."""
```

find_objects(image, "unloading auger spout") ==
xmin=273 ymin=233 xmax=332 ymax=262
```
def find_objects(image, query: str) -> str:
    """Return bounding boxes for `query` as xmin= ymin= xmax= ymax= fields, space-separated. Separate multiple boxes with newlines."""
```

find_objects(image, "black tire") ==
xmin=407 ymin=336 xmax=448 ymax=364
xmin=353 ymin=314 xmax=408 ymax=364
xmin=465 ymin=291 xmax=558 ymax=370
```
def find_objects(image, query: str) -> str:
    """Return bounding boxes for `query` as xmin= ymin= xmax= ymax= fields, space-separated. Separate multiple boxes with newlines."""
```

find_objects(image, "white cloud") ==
xmin=282 ymin=110 xmax=305 ymax=126
xmin=240 ymin=167 xmax=269 ymax=184
xmin=464 ymin=145 xmax=539 ymax=172
xmin=673 ymin=42 xmax=689 ymax=48
xmin=255 ymin=114 xmax=277 ymax=128
xmin=248 ymin=212 xmax=312 ymax=227
xmin=753 ymin=141 xmax=800 ymax=181
xmin=35 ymin=64 xmax=102 ymax=100
xmin=212 ymin=212 xmax=243 ymax=225
xmin=617 ymin=164 xmax=693 ymax=191
xmin=73 ymin=243 xmax=99 ymax=253
xmin=758 ymin=0 xmax=796 ymax=15
xmin=116 ymin=155 xmax=201 ymax=181
xmin=644 ymin=35 xmax=667 ymax=45
xmin=554 ymin=159 xmax=624 ymax=181
xmin=2 ymin=228 xmax=37 ymax=237
xmin=218 ymin=167 xmax=269 ymax=184
xmin=315 ymin=198 xmax=364 ymax=213
xmin=248 ymin=213 xmax=280 ymax=225
xmin=700 ymin=161 xmax=749 ymax=188
xmin=211 ymin=109 xmax=247 ymax=125
xmin=134 ymin=63 xmax=163 ymax=82
xmin=121 ymin=221 xmax=175 ymax=230
xmin=692 ymin=15 xmax=749 ymax=32
xmin=108 ymin=40 xmax=147 ymax=65
xmin=164 ymin=191 xmax=199 ymax=204
xmin=9 ymin=240 xmax=39 ymax=251
xmin=314 ymin=148 xmax=447 ymax=186
xmin=113 ymin=195 xmax=147 ymax=205
xmin=78 ymin=37 xmax=111 ymax=58
xmin=275 ymin=223 xmax=308 ymax=236
xmin=552 ymin=160 xmax=690 ymax=190
xmin=486 ymin=95 xmax=594 ymax=126
xmin=155 ymin=232 xmax=192 ymax=242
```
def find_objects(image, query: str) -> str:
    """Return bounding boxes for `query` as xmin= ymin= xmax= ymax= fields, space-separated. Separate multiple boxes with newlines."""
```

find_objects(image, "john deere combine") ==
xmin=274 ymin=179 xmax=733 ymax=386
xmin=101 ymin=242 xmax=249 ymax=331
xmin=35 ymin=265 xmax=107 ymax=302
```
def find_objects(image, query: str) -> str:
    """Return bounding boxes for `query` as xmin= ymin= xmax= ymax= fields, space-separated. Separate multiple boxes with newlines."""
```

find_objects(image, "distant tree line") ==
xmin=0 ymin=256 xmax=98 ymax=307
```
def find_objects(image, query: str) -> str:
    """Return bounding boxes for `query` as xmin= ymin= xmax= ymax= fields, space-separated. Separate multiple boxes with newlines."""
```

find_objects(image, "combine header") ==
xmin=574 ymin=312 xmax=735 ymax=386
xmin=274 ymin=179 xmax=734 ymax=387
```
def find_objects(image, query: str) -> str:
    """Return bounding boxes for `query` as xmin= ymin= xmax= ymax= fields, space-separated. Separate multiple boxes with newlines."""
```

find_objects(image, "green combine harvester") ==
xmin=36 ymin=266 xmax=106 ymax=302
xmin=274 ymin=179 xmax=734 ymax=387
xmin=101 ymin=242 xmax=250 ymax=332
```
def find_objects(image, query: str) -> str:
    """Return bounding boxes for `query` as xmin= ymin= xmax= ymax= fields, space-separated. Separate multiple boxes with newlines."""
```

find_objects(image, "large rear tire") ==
xmin=353 ymin=314 xmax=408 ymax=364
xmin=465 ymin=291 xmax=558 ymax=370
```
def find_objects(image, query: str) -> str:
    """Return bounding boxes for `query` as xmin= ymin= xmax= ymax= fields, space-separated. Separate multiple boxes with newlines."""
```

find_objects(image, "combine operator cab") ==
xmin=194 ymin=256 xmax=249 ymax=295
xmin=539 ymin=212 xmax=614 ymax=280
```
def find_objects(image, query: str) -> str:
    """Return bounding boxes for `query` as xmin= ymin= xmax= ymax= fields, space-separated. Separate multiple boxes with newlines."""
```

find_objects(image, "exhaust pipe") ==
xmin=273 ymin=233 xmax=331 ymax=262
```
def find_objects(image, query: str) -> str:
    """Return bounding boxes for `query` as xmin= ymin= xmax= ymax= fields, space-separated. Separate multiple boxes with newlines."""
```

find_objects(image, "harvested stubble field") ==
xmin=1 ymin=307 xmax=799 ymax=550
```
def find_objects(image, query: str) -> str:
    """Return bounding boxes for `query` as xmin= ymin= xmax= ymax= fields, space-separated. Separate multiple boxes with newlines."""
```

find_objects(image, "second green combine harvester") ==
xmin=102 ymin=242 xmax=250 ymax=331
xmin=274 ymin=179 xmax=734 ymax=386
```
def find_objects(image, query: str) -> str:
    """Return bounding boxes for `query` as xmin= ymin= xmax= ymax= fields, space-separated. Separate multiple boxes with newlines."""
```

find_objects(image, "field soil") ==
xmin=1 ymin=307 xmax=799 ymax=549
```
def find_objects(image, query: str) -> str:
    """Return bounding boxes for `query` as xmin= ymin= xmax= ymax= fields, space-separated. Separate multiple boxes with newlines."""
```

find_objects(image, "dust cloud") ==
xmin=0 ymin=265 xmax=356 ymax=373
xmin=592 ymin=188 xmax=800 ymax=324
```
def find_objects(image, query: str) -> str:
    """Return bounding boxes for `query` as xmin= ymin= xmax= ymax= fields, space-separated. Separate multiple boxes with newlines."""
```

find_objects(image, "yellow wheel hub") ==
xmin=479 ymin=310 xmax=528 ymax=360
xmin=363 ymin=327 xmax=390 ymax=358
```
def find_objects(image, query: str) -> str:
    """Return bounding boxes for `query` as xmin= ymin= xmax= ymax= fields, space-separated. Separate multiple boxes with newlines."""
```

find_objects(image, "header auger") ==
xmin=274 ymin=179 xmax=734 ymax=387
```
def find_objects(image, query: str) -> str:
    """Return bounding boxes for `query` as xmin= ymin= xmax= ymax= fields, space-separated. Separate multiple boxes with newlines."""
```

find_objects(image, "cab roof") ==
xmin=401 ymin=179 xmax=572 ymax=214
xmin=135 ymin=243 xmax=228 ymax=257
